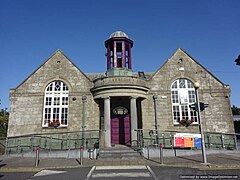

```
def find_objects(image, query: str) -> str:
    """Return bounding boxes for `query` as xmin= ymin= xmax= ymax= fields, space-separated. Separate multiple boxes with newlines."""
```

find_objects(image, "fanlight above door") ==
xmin=112 ymin=106 xmax=128 ymax=115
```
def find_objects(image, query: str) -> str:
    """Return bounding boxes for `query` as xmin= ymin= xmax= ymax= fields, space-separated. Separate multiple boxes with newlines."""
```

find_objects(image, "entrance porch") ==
xmin=97 ymin=96 xmax=143 ymax=147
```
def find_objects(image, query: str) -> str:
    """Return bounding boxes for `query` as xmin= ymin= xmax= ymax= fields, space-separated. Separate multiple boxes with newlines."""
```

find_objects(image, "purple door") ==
xmin=111 ymin=114 xmax=130 ymax=145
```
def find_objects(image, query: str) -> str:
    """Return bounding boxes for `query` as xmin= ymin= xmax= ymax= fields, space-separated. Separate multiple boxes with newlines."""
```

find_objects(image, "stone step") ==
xmin=98 ymin=145 xmax=142 ymax=160
xmin=98 ymin=154 xmax=142 ymax=160
xmin=99 ymin=152 xmax=140 ymax=157
xmin=99 ymin=148 xmax=141 ymax=153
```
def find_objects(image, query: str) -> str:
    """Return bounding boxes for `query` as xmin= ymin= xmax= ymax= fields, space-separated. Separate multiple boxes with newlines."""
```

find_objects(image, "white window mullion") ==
xmin=188 ymin=106 xmax=191 ymax=121
xmin=50 ymin=107 xmax=53 ymax=122
xmin=59 ymin=86 xmax=63 ymax=126
xmin=51 ymin=92 xmax=54 ymax=122
xmin=179 ymin=105 xmax=182 ymax=120
xmin=43 ymin=94 xmax=47 ymax=126
xmin=59 ymin=105 xmax=62 ymax=125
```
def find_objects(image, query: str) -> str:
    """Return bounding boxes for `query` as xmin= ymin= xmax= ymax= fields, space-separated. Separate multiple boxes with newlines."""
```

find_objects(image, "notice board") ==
xmin=174 ymin=137 xmax=184 ymax=147
xmin=174 ymin=133 xmax=201 ymax=148
xmin=184 ymin=137 xmax=194 ymax=147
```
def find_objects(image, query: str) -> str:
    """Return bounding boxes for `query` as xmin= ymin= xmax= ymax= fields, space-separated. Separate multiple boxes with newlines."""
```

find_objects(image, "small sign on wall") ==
xmin=174 ymin=137 xmax=184 ymax=147
xmin=174 ymin=133 xmax=201 ymax=148
xmin=194 ymin=137 xmax=202 ymax=147
xmin=184 ymin=137 xmax=194 ymax=147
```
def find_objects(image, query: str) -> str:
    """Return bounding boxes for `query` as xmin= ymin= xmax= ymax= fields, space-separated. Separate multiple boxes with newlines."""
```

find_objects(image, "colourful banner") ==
xmin=174 ymin=137 xmax=184 ymax=147
xmin=184 ymin=137 xmax=194 ymax=147
xmin=174 ymin=133 xmax=201 ymax=148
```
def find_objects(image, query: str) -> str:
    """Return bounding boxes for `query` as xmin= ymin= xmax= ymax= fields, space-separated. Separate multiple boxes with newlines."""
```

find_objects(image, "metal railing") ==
xmin=4 ymin=130 xmax=99 ymax=154
xmin=136 ymin=129 xmax=240 ymax=150
xmin=2 ymin=129 xmax=239 ymax=155
xmin=0 ymin=137 xmax=6 ymax=154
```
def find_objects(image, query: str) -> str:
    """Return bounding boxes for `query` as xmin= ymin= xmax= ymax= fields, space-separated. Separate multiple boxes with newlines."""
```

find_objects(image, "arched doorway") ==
xmin=111 ymin=106 xmax=131 ymax=145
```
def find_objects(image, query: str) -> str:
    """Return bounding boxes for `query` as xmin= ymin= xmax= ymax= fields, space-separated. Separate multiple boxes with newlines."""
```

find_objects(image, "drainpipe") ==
xmin=153 ymin=95 xmax=159 ymax=145
xmin=82 ymin=96 xmax=87 ymax=147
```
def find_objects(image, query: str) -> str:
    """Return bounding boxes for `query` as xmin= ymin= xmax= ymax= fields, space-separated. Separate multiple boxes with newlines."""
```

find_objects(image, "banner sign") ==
xmin=174 ymin=133 xmax=201 ymax=148
xmin=194 ymin=137 xmax=202 ymax=148
xmin=174 ymin=137 xmax=184 ymax=147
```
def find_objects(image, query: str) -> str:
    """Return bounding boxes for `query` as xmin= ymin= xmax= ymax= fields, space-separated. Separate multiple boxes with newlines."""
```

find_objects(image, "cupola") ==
xmin=105 ymin=31 xmax=134 ymax=76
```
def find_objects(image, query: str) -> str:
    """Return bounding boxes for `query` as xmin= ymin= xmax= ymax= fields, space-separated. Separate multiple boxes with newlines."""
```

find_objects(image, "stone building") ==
xmin=8 ymin=31 xmax=234 ymax=147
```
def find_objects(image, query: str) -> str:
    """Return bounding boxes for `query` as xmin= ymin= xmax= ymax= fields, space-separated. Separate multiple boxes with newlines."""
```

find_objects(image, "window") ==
xmin=171 ymin=79 xmax=198 ymax=124
xmin=112 ymin=106 xmax=128 ymax=115
xmin=43 ymin=81 xmax=69 ymax=127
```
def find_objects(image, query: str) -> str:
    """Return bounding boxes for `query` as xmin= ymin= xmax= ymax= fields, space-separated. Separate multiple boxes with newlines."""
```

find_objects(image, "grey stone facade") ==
xmin=8 ymin=51 xmax=99 ymax=136
xmin=8 ymin=35 xmax=234 ymax=147
xmin=142 ymin=49 xmax=234 ymax=134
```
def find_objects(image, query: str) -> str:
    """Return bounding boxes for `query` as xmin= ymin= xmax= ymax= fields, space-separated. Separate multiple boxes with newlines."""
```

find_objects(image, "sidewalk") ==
xmin=0 ymin=152 xmax=240 ymax=172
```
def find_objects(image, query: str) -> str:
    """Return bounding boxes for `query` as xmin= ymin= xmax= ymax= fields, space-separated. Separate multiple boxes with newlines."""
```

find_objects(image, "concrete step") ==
xmin=100 ymin=149 xmax=139 ymax=153
xmin=98 ymin=145 xmax=142 ymax=160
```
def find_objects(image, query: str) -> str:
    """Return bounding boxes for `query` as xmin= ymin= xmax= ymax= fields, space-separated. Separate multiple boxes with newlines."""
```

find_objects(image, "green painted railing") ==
xmin=1 ymin=129 xmax=239 ymax=155
xmin=136 ymin=129 xmax=240 ymax=150
xmin=0 ymin=137 xmax=6 ymax=154
xmin=5 ymin=130 xmax=99 ymax=154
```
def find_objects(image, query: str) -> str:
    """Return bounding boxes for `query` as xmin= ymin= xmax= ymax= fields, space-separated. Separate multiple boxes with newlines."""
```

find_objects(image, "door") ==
xmin=111 ymin=106 xmax=130 ymax=145
xmin=111 ymin=116 xmax=120 ymax=144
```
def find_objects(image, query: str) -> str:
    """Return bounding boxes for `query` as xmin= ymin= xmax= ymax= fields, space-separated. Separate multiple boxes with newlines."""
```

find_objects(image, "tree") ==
xmin=232 ymin=105 xmax=240 ymax=134
xmin=0 ymin=109 xmax=9 ymax=137
xmin=235 ymin=55 xmax=240 ymax=65
xmin=232 ymin=105 xmax=240 ymax=115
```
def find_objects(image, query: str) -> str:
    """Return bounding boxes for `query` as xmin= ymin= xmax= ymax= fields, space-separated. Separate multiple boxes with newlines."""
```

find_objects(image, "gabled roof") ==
xmin=149 ymin=48 xmax=227 ymax=86
xmin=15 ymin=49 xmax=92 ymax=89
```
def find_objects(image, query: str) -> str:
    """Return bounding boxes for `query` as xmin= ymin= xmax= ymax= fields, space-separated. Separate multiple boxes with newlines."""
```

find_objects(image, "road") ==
xmin=0 ymin=166 xmax=239 ymax=180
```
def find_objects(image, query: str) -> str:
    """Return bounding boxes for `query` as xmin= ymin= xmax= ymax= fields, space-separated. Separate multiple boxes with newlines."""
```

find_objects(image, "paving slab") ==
xmin=0 ymin=152 xmax=240 ymax=172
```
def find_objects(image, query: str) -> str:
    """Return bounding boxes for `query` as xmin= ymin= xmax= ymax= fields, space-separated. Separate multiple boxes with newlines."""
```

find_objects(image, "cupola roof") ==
xmin=109 ymin=31 xmax=129 ymax=38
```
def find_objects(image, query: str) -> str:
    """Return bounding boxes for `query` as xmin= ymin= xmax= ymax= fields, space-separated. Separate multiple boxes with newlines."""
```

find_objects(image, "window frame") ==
xmin=42 ymin=81 xmax=69 ymax=127
xmin=171 ymin=79 xmax=198 ymax=125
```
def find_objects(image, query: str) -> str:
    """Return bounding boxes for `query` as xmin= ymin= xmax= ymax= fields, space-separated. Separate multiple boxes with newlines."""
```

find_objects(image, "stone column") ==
xmin=130 ymin=96 xmax=138 ymax=146
xmin=104 ymin=96 xmax=111 ymax=147
xmin=122 ymin=41 xmax=126 ymax=68
xmin=113 ymin=41 xmax=117 ymax=67
xmin=128 ymin=43 xmax=132 ymax=69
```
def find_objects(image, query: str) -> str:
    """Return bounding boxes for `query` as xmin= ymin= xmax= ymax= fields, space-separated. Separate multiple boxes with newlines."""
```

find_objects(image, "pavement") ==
xmin=0 ymin=151 xmax=240 ymax=172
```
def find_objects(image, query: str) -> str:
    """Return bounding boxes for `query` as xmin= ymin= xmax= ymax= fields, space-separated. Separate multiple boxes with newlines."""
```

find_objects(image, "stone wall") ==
xmin=141 ymin=48 xmax=234 ymax=134
xmin=8 ymin=50 xmax=99 ymax=137
xmin=8 ymin=48 xmax=235 ymax=138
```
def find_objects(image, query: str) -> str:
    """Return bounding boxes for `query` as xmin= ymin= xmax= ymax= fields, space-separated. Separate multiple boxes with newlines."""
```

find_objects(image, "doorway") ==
xmin=111 ymin=106 xmax=130 ymax=145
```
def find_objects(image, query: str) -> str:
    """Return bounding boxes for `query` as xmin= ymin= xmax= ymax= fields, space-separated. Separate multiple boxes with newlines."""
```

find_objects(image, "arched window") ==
xmin=171 ymin=79 xmax=198 ymax=124
xmin=112 ymin=106 xmax=128 ymax=115
xmin=42 ymin=81 xmax=69 ymax=127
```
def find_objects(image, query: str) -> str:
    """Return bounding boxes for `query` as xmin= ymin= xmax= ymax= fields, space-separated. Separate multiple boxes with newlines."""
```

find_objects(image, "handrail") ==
xmin=7 ymin=129 xmax=100 ymax=139
xmin=5 ymin=130 xmax=100 ymax=154
xmin=3 ymin=129 xmax=239 ymax=154
xmin=135 ymin=129 xmax=239 ymax=150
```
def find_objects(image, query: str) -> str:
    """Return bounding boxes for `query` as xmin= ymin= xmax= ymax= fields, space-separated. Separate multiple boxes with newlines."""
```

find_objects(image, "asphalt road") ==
xmin=0 ymin=166 xmax=239 ymax=180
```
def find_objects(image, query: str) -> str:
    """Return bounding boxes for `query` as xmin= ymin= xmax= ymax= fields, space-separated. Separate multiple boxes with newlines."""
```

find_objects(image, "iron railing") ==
xmin=4 ymin=130 xmax=99 ymax=154
xmin=1 ymin=129 xmax=239 ymax=155
xmin=136 ymin=129 xmax=240 ymax=151
xmin=0 ymin=137 xmax=6 ymax=154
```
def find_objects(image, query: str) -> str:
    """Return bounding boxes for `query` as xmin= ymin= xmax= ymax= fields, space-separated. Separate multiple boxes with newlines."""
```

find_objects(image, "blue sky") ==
xmin=0 ymin=0 xmax=240 ymax=110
